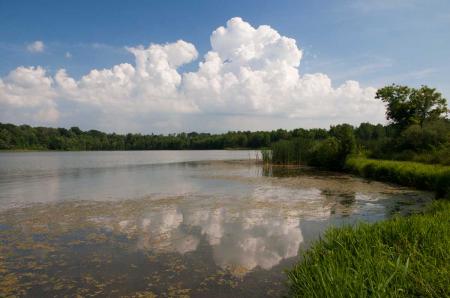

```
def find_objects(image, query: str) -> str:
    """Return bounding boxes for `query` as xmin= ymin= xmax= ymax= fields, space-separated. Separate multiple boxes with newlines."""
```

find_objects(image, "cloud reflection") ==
xmin=113 ymin=204 xmax=303 ymax=274
xmin=108 ymin=180 xmax=382 ymax=274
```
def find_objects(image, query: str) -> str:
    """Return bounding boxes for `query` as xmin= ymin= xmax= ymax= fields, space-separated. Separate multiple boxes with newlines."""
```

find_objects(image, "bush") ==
xmin=309 ymin=137 xmax=340 ymax=169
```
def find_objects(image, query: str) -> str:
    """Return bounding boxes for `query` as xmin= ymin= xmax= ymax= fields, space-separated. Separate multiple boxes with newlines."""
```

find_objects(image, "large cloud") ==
xmin=0 ymin=66 xmax=59 ymax=122
xmin=0 ymin=17 xmax=386 ymax=131
xmin=56 ymin=40 xmax=199 ymax=114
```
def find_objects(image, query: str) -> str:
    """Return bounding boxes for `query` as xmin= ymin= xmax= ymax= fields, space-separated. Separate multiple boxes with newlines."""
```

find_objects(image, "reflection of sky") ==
xmin=0 ymin=151 xmax=258 ymax=206
xmin=111 ymin=204 xmax=304 ymax=274
xmin=88 ymin=184 xmax=427 ymax=275
xmin=0 ymin=151 xmax=434 ymax=275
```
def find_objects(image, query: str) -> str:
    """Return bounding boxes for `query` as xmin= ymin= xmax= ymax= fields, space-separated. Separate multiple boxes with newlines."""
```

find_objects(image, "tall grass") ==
xmin=345 ymin=157 xmax=450 ymax=199
xmin=262 ymin=138 xmax=320 ymax=165
xmin=287 ymin=200 xmax=450 ymax=297
xmin=270 ymin=139 xmax=303 ymax=165
xmin=261 ymin=148 xmax=272 ymax=164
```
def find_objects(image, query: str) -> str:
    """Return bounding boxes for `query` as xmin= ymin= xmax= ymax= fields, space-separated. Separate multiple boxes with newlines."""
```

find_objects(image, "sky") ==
xmin=0 ymin=0 xmax=449 ymax=133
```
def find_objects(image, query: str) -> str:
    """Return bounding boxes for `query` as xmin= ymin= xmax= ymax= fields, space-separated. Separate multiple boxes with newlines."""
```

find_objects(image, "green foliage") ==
xmin=361 ymin=119 xmax=450 ymax=165
xmin=397 ymin=120 xmax=449 ymax=152
xmin=270 ymin=138 xmax=314 ymax=165
xmin=287 ymin=200 xmax=450 ymax=297
xmin=411 ymin=86 xmax=448 ymax=126
xmin=376 ymin=84 xmax=416 ymax=128
xmin=345 ymin=157 xmax=450 ymax=199
xmin=268 ymin=124 xmax=356 ymax=170
xmin=0 ymin=123 xmax=278 ymax=151
xmin=308 ymin=137 xmax=340 ymax=169
xmin=330 ymin=124 xmax=356 ymax=167
xmin=271 ymin=140 xmax=298 ymax=164
xmin=265 ymin=118 xmax=448 ymax=170
xmin=376 ymin=84 xmax=448 ymax=128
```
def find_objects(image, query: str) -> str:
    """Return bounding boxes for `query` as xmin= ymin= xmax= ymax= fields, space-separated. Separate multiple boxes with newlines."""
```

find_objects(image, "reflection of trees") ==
xmin=261 ymin=165 xmax=305 ymax=177
xmin=261 ymin=163 xmax=340 ymax=178
xmin=262 ymin=165 xmax=272 ymax=177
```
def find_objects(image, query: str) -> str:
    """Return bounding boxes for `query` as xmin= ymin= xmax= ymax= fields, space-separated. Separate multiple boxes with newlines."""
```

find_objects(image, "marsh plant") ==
xmin=287 ymin=201 xmax=450 ymax=297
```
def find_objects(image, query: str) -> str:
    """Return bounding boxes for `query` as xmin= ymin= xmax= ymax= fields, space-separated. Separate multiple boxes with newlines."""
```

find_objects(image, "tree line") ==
xmin=2 ymin=119 xmax=448 ymax=163
xmin=0 ymin=123 xmax=316 ymax=151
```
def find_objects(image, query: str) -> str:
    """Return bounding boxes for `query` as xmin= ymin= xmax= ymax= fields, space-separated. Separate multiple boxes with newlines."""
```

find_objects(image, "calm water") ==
xmin=0 ymin=151 xmax=432 ymax=297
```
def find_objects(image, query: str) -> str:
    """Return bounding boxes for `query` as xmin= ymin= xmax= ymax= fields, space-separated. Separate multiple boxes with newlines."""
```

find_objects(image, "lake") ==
xmin=0 ymin=151 xmax=433 ymax=297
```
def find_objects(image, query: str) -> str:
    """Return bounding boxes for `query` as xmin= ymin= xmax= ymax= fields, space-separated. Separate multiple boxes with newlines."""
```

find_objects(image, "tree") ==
xmin=410 ymin=86 xmax=448 ymax=127
xmin=376 ymin=84 xmax=448 ymax=128
xmin=330 ymin=124 xmax=356 ymax=153
xmin=329 ymin=124 xmax=356 ymax=168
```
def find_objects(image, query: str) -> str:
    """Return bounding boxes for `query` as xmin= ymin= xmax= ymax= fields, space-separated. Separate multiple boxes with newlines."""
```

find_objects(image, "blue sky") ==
xmin=0 ymin=0 xmax=449 ymax=133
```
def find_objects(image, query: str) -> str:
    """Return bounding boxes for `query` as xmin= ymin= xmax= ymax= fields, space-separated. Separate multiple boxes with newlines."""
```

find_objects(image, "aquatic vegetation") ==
xmin=345 ymin=157 xmax=450 ymax=199
xmin=287 ymin=200 xmax=450 ymax=297
xmin=260 ymin=149 xmax=272 ymax=164
xmin=263 ymin=138 xmax=313 ymax=165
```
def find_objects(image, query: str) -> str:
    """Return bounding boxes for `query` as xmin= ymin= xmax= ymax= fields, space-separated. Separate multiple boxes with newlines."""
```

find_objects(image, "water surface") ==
xmin=0 ymin=151 xmax=432 ymax=297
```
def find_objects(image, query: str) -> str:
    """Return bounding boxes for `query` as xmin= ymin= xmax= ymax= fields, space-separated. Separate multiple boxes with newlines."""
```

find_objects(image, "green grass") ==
xmin=287 ymin=201 xmax=450 ymax=297
xmin=345 ymin=157 xmax=450 ymax=199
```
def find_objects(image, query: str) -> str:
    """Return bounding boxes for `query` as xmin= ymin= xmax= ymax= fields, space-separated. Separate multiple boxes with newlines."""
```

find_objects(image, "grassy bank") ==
xmin=287 ymin=200 xmax=450 ymax=297
xmin=345 ymin=157 xmax=450 ymax=199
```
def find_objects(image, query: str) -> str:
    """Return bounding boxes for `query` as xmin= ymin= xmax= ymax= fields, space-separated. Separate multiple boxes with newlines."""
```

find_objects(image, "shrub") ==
xmin=309 ymin=137 xmax=340 ymax=169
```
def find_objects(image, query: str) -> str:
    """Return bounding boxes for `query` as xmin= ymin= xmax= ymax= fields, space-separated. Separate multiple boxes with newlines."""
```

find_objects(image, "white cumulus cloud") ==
xmin=26 ymin=40 xmax=45 ymax=53
xmin=0 ymin=66 xmax=59 ymax=123
xmin=1 ymin=18 xmax=385 ymax=131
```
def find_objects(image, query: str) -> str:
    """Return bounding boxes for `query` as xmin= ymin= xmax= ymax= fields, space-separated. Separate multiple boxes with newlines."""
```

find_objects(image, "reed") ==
xmin=260 ymin=148 xmax=272 ymax=164
xmin=263 ymin=138 xmax=316 ymax=165
xmin=287 ymin=200 xmax=450 ymax=297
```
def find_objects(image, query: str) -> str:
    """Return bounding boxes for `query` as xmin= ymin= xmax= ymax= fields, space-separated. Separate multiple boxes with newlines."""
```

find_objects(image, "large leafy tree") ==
xmin=410 ymin=86 xmax=448 ymax=126
xmin=376 ymin=84 xmax=448 ymax=127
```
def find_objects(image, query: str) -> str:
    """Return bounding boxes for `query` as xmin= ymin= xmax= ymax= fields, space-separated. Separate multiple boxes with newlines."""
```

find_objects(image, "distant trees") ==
xmin=376 ymin=84 xmax=448 ymax=128
xmin=0 ymin=123 xmax=283 ymax=151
